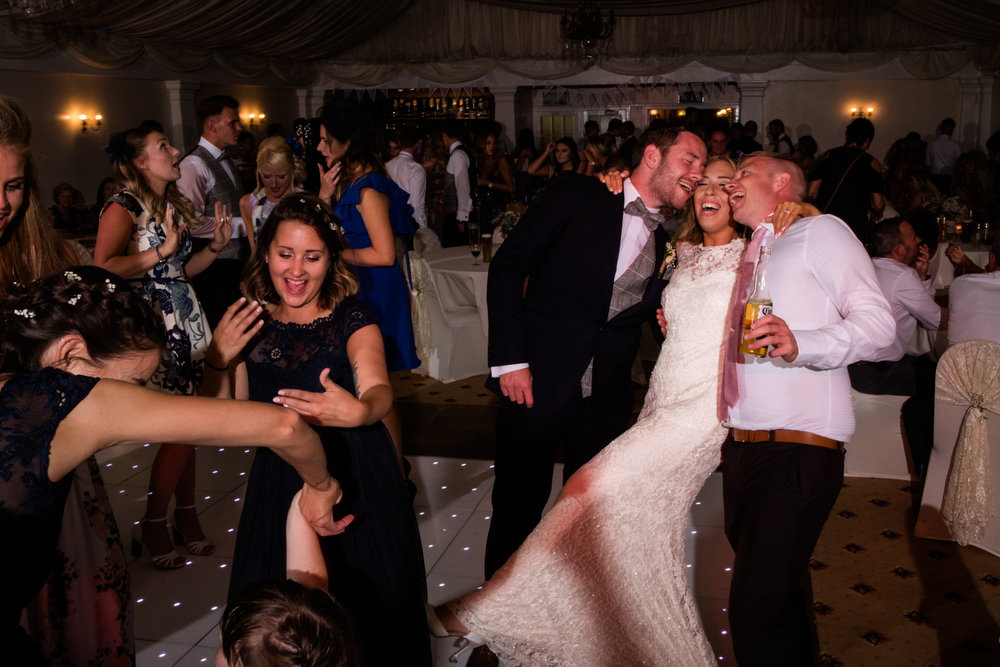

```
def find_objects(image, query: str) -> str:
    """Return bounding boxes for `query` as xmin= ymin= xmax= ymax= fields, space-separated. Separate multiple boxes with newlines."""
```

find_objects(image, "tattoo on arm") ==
xmin=351 ymin=361 xmax=363 ymax=396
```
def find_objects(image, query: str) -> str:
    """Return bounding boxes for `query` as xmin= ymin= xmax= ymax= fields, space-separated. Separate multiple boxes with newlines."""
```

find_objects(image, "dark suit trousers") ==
xmin=189 ymin=237 xmax=247 ymax=329
xmin=483 ymin=389 xmax=627 ymax=578
xmin=721 ymin=435 xmax=844 ymax=666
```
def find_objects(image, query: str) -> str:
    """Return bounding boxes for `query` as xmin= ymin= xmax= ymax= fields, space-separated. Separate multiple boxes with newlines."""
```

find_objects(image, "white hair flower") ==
xmin=13 ymin=308 xmax=35 ymax=319
xmin=104 ymin=278 xmax=116 ymax=293
xmin=67 ymin=294 xmax=82 ymax=306
xmin=64 ymin=270 xmax=82 ymax=282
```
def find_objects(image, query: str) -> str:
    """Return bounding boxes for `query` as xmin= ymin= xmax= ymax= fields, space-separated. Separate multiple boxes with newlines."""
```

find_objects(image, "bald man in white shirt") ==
xmin=721 ymin=153 xmax=894 ymax=666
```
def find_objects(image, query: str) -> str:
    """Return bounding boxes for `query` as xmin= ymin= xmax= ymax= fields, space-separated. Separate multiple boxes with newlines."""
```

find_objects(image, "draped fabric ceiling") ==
xmin=0 ymin=0 xmax=997 ymax=86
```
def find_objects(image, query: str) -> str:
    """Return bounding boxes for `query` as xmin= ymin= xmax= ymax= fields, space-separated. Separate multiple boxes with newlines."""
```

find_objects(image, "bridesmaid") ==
xmin=238 ymin=136 xmax=306 ymax=257
xmin=96 ymin=127 xmax=231 ymax=569
xmin=316 ymin=100 xmax=419 ymax=472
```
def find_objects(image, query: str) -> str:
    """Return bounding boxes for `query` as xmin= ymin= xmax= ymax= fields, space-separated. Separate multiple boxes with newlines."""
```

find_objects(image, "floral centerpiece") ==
xmin=922 ymin=195 xmax=967 ymax=220
xmin=492 ymin=201 xmax=527 ymax=244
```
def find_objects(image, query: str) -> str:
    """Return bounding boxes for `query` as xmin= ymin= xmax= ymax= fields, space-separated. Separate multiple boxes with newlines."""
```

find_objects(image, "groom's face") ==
xmin=648 ymin=131 xmax=706 ymax=212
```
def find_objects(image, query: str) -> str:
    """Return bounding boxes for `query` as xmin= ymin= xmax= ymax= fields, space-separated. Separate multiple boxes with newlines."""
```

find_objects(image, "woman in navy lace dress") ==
xmin=0 ymin=266 xmax=347 ymax=665
xmin=205 ymin=195 xmax=430 ymax=666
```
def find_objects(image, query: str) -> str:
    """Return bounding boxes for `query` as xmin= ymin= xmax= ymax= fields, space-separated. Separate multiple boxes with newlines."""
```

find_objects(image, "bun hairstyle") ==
xmin=221 ymin=579 xmax=360 ymax=667
xmin=0 ymin=265 xmax=166 ymax=374
xmin=241 ymin=193 xmax=358 ymax=311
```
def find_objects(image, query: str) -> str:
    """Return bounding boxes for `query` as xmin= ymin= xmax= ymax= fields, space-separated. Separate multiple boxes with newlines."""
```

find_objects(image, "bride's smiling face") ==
xmin=694 ymin=159 xmax=736 ymax=240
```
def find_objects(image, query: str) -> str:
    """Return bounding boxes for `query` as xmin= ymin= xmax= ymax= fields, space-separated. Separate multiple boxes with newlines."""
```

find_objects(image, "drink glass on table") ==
xmin=480 ymin=233 xmax=493 ymax=262
xmin=469 ymin=222 xmax=482 ymax=265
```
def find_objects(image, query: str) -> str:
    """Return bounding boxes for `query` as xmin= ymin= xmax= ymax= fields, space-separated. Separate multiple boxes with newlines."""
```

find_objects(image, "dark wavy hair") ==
xmin=241 ymin=194 xmax=357 ymax=310
xmin=221 ymin=579 xmax=360 ymax=667
xmin=318 ymin=100 xmax=386 ymax=201
xmin=0 ymin=265 xmax=166 ymax=373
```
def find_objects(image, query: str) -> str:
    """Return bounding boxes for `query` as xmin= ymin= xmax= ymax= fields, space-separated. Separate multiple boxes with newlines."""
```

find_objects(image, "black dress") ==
xmin=0 ymin=368 xmax=100 ymax=665
xmin=227 ymin=297 xmax=430 ymax=666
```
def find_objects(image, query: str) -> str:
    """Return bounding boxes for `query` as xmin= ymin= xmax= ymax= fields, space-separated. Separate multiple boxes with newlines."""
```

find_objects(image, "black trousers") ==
xmin=483 ymin=390 xmax=628 ymax=578
xmin=189 ymin=237 xmax=247 ymax=329
xmin=721 ymin=434 xmax=844 ymax=666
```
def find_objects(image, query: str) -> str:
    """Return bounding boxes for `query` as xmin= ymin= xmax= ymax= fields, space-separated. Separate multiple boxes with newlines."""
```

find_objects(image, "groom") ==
xmin=484 ymin=126 xmax=706 ymax=579
xmin=721 ymin=153 xmax=894 ymax=665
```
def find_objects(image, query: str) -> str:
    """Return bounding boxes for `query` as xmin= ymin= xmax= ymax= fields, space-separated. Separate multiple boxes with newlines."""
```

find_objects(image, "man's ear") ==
xmin=773 ymin=171 xmax=791 ymax=193
xmin=640 ymin=143 xmax=661 ymax=170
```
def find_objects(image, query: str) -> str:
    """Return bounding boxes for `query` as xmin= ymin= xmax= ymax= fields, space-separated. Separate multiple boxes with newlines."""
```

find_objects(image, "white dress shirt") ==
xmin=925 ymin=134 xmax=962 ymax=176
xmin=446 ymin=141 xmax=472 ymax=222
xmin=870 ymin=256 xmax=941 ymax=361
xmin=491 ymin=178 xmax=654 ymax=378
xmin=177 ymin=137 xmax=246 ymax=239
xmin=948 ymin=272 xmax=1000 ymax=346
xmin=727 ymin=215 xmax=896 ymax=441
xmin=386 ymin=150 xmax=427 ymax=228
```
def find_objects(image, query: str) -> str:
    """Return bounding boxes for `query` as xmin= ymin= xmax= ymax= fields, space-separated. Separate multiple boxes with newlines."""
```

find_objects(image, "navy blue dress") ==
xmin=334 ymin=173 xmax=420 ymax=371
xmin=0 ymin=368 xmax=100 ymax=665
xmin=227 ymin=297 xmax=430 ymax=666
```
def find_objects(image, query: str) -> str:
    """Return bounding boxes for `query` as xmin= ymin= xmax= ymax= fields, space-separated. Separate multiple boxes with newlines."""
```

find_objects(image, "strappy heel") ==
xmin=131 ymin=517 xmax=186 ymax=570
xmin=172 ymin=505 xmax=216 ymax=556
xmin=425 ymin=602 xmax=487 ymax=663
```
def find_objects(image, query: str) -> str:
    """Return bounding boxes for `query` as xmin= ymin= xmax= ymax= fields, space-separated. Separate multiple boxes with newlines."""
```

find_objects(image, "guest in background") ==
xmin=440 ymin=120 xmax=473 ymax=247
xmin=810 ymin=118 xmax=885 ymax=244
xmin=385 ymin=126 xmax=428 ymax=235
xmin=767 ymin=118 xmax=793 ymax=154
xmin=707 ymin=128 xmax=730 ymax=159
xmin=49 ymin=182 xmax=88 ymax=234
xmin=527 ymin=136 xmax=579 ymax=181
xmin=206 ymin=195 xmax=430 ymax=665
xmin=617 ymin=120 xmax=638 ymax=166
xmin=98 ymin=126 xmax=233 ymax=570
xmin=233 ymin=130 xmax=257 ymax=195
xmin=423 ymin=129 xmax=448 ymax=241
xmin=88 ymin=176 xmax=120 ymax=228
xmin=729 ymin=119 xmax=763 ymax=159
xmin=317 ymin=101 xmax=419 ymax=471
xmin=238 ymin=136 xmax=306 ymax=256
xmin=474 ymin=130 xmax=514 ymax=226
xmin=926 ymin=117 xmax=963 ymax=195
xmin=0 ymin=265 xmax=347 ymax=667
xmin=952 ymin=151 xmax=989 ymax=219
xmin=792 ymin=135 xmax=819 ymax=180
xmin=884 ymin=131 xmax=926 ymax=177
xmin=577 ymin=133 xmax=616 ymax=179
xmin=901 ymin=169 xmax=941 ymax=217
xmin=949 ymin=239 xmax=1000 ymax=346
xmin=176 ymin=94 xmax=247 ymax=327
xmin=577 ymin=119 xmax=599 ymax=153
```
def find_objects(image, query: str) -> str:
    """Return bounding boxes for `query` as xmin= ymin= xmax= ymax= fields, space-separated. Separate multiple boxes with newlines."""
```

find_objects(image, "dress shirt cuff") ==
xmin=790 ymin=329 xmax=838 ymax=367
xmin=492 ymin=363 xmax=529 ymax=378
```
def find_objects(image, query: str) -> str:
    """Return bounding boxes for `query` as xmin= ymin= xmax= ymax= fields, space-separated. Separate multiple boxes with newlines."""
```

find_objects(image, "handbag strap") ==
xmin=821 ymin=149 xmax=867 ymax=214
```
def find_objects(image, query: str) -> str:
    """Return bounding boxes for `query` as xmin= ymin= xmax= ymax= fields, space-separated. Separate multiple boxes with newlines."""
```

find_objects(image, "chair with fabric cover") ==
xmin=915 ymin=340 xmax=1000 ymax=556
xmin=845 ymin=390 xmax=914 ymax=480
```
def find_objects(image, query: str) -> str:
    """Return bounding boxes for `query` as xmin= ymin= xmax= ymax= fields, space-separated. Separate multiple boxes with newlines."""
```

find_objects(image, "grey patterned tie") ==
xmin=624 ymin=197 xmax=666 ymax=231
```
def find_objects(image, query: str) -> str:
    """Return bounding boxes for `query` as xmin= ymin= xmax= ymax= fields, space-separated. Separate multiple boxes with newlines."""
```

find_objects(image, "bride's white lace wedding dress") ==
xmin=449 ymin=238 xmax=744 ymax=666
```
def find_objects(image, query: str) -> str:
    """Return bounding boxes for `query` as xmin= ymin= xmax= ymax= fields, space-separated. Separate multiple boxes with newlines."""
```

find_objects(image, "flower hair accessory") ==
xmin=67 ymin=294 xmax=82 ymax=306
xmin=64 ymin=270 xmax=82 ymax=282
xmin=104 ymin=278 xmax=116 ymax=293
xmin=13 ymin=308 xmax=35 ymax=319
xmin=104 ymin=133 xmax=135 ymax=165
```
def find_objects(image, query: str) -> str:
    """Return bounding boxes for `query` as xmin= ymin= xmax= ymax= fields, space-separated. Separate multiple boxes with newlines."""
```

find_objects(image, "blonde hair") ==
xmin=254 ymin=137 xmax=306 ymax=199
xmin=0 ymin=96 xmax=77 ymax=295
xmin=108 ymin=127 xmax=200 ymax=230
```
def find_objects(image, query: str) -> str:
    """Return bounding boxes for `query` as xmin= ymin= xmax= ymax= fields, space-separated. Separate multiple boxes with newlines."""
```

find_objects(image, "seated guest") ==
xmin=49 ymin=183 xmax=88 ymax=234
xmin=948 ymin=239 xmax=1000 ymax=346
xmin=849 ymin=217 xmax=945 ymax=474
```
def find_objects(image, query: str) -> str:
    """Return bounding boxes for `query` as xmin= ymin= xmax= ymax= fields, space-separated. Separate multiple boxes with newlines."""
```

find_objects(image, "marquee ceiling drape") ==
xmin=0 ymin=0 xmax=995 ymax=86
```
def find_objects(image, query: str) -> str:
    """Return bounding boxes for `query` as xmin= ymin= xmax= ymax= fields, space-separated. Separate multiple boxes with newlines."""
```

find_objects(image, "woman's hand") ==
xmin=205 ymin=297 xmax=264 ymax=369
xmin=656 ymin=307 xmax=668 ymax=337
xmin=770 ymin=201 xmax=819 ymax=237
xmin=298 ymin=481 xmax=355 ymax=537
xmin=159 ymin=203 xmax=186 ymax=257
xmin=945 ymin=243 xmax=967 ymax=266
xmin=275 ymin=368 xmax=368 ymax=427
xmin=598 ymin=168 xmax=630 ymax=195
xmin=318 ymin=161 xmax=342 ymax=202
xmin=210 ymin=202 xmax=232 ymax=252
xmin=544 ymin=141 xmax=555 ymax=154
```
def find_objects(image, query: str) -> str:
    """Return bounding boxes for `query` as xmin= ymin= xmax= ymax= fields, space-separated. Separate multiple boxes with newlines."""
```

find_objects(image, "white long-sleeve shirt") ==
xmin=870 ymin=256 xmax=942 ymax=361
xmin=446 ymin=141 xmax=472 ymax=222
xmin=386 ymin=151 xmax=427 ymax=228
xmin=727 ymin=215 xmax=896 ymax=441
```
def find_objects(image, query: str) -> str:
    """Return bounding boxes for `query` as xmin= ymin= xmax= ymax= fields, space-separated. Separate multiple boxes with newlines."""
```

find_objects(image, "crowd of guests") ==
xmin=3 ymin=86 xmax=1000 ymax=667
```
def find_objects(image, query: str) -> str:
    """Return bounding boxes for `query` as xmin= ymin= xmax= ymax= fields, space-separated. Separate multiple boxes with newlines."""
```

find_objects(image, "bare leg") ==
xmin=142 ymin=443 xmax=205 ymax=553
xmin=381 ymin=406 xmax=405 ymax=477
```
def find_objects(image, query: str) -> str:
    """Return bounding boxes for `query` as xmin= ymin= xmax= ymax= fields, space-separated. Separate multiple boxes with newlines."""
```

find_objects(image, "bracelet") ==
xmin=154 ymin=246 xmax=165 ymax=263
xmin=207 ymin=243 xmax=223 ymax=254
xmin=306 ymin=473 xmax=334 ymax=491
xmin=203 ymin=358 xmax=229 ymax=372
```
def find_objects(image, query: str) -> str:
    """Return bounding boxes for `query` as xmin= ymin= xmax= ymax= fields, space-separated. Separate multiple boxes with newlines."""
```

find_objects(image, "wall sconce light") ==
xmin=80 ymin=114 xmax=102 ymax=132
xmin=849 ymin=106 xmax=874 ymax=119
xmin=247 ymin=113 xmax=266 ymax=128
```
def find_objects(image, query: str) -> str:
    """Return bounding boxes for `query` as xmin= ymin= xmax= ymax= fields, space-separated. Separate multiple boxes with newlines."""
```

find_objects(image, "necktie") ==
xmin=624 ymin=197 xmax=666 ymax=231
xmin=720 ymin=225 xmax=766 ymax=418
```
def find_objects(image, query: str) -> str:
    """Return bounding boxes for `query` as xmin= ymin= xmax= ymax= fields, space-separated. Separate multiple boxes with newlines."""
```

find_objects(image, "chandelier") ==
xmin=560 ymin=4 xmax=615 ymax=67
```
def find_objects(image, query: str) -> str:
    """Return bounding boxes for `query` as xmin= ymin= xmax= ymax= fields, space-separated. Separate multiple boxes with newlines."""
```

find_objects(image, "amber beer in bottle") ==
xmin=740 ymin=245 xmax=772 ymax=357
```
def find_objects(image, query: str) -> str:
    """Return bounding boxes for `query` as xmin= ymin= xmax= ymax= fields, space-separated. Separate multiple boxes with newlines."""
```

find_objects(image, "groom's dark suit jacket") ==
xmin=486 ymin=173 xmax=669 ymax=426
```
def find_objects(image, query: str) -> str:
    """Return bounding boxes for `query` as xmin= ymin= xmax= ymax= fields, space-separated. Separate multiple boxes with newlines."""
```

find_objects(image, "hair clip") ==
xmin=104 ymin=278 xmax=116 ymax=293
xmin=64 ymin=270 xmax=82 ymax=282
xmin=315 ymin=203 xmax=322 ymax=212
xmin=13 ymin=308 xmax=35 ymax=319
xmin=298 ymin=197 xmax=307 ymax=204
xmin=67 ymin=294 xmax=81 ymax=306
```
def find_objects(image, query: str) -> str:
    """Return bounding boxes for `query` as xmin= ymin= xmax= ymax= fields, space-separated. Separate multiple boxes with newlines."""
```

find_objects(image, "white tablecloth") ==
xmin=425 ymin=246 xmax=491 ymax=336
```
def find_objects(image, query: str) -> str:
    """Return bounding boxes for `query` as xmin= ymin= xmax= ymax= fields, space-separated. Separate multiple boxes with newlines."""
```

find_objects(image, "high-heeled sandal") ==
xmin=131 ymin=517 xmax=186 ymax=570
xmin=172 ymin=505 xmax=216 ymax=556
xmin=425 ymin=602 xmax=487 ymax=663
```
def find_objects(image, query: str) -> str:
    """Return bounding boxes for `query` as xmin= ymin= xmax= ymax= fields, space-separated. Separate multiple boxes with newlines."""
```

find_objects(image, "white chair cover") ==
xmin=405 ymin=250 xmax=436 ymax=376
xmin=935 ymin=340 xmax=1000 ymax=545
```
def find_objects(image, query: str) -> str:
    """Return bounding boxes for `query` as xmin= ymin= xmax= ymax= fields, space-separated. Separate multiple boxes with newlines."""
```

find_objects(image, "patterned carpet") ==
xmin=391 ymin=371 xmax=1000 ymax=665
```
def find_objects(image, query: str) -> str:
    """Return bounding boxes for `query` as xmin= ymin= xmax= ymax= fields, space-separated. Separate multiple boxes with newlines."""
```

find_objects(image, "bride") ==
xmin=428 ymin=156 xmax=807 ymax=666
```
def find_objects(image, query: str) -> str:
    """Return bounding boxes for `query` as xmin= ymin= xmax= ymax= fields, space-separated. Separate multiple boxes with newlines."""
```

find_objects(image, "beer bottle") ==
xmin=740 ymin=245 xmax=773 ymax=357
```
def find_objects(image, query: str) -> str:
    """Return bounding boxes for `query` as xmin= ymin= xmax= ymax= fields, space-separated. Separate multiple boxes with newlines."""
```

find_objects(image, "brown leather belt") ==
xmin=730 ymin=428 xmax=844 ymax=451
